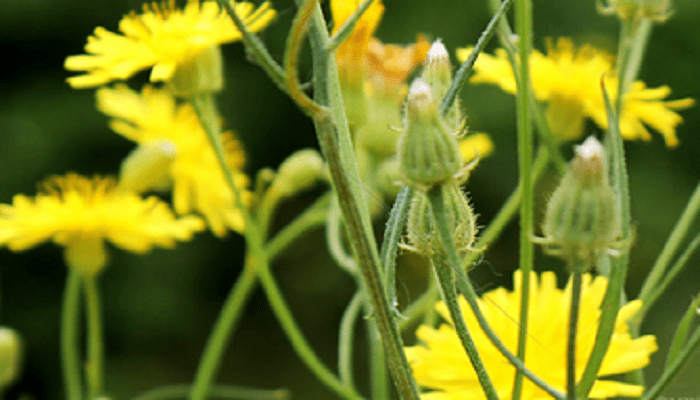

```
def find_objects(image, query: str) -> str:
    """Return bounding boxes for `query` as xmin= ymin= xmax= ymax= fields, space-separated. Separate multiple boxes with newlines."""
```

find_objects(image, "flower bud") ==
xmin=398 ymin=79 xmax=462 ymax=187
xmin=421 ymin=40 xmax=463 ymax=130
xmin=168 ymin=45 xmax=224 ymax=97
xmin=541 ymin=136 xmax=621 ymax=263
xmin=406 ymin=182 xmax=477 ymax=257
xmin=599 ymin=0 xmax=672 ymax=22
xmin=0 ymin=327 xmax=22 ymax=389
xmin=272 ymin=149 xmax=326 ymax=199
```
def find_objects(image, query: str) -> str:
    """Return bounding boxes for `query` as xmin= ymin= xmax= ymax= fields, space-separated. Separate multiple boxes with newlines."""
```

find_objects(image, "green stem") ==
xmin=295 ymin=0 xmax=421 ymax=397
xmin=367 ymin=311 xmax=390 ymax=400
xmin=576 ymin=252 xmax=628 ymax=398
xmin=256 ymin=249 xmax=360 ymax=399
xmin=641 ymin=325 xmax=700 ymax=400
xmin=61 ymin=271 xmax=83 ymax=400
xmin=381 ymin=186 xmax=414 ymax=311
xmin=135 ymin=384 xmax=290 ymax=400
xmin=83 ymin=277 xmax=104 ymax=400
xmin=439 ymin=0 xmax=514 ymax=116
xmin=637 ymin=184 xmax=700 ymax=314
xmin=338 ymin=292 xmax=362 ymax=389
xmin=325 ymin=0 xmax=375 ymax=52
xmin=513 ymin=0 xmax=534 ymax=396
xmin=431 ymin=251 xmax=498 ymax=400
xmin=639 ymin=234 xmax=700 ymax=324
xmin=485 ymin=0 xmax=567 ymax=174
xmin=214 ymin=0 xmax=287 ymax=93
xmin=265 ymin=193 xmax=331 ymax=261
xmin=327 ymin=200 xmax=358 ymax=274
xmin=189 ymin=261 xmax=259 ymax=400
xmin=426 ymin=186 xmax=565 ymax=399
xmin=566 ymin=268 xmax=583 ymax=400
xmin=665 ymin=295 xmax=700 ymax=369
xmin=398 ymin=281 xmax=440 ymax=331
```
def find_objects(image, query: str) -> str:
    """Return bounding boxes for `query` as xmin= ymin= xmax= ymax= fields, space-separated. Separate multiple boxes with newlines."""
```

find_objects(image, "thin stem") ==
xmin=298 ymin=0 xmax=421 ymax=397
xmin=83 ymin=277 xmax=104 ymax=400
xmin=426 ymin=186 xmax=565 ymax=399
xmin=665 ymin=295 xmax=700 ymax=369
xmin=641 ymin=326 xmax=700 ymax=400
xmin=189 ymin=261 xmax=258 ymax=400
xmin=576 ymin=252 xmax=628 ymax=398
xmin=622 ymin=18 xmax=653 ymax=92
xmin=61 ymin=271 xmax=83 ymax=400
xmin=381 ymin=186 xmax=414 ymax=310
xmin=637 ymin=184 xmax=700 ymax=310
xmin=338 ymin=291 xmax=363 ymax=389
xmin=485 ymin=0 xmax=567 ymax=173
xmin=639 ymin=234 xmax=700 ymax=323
xmin=256 ymin=251 xmax=360 ymax=399
xmin=214 ymin=0 xmax=287 ymax=93
xmin=513 ymin=0 xmax=534 ymax=396
xmin=398 ymin=281 xmax=440 ymax=331
xmin=566 ymin=268 xmax=583 ymax=400
xmin=326 ymin=0 xmax=375 ymax=52
xmin=327 ymin=200 xmax=358 ymax=274
xmin=135 ymin=384 xmax=290 ymax=400
xmin=367 ymin=312 xmax=390 ymax=400
xmin=431 ymin=251 xmax=498 ymax=400
xmin=265 ymin=193 xmax=331 ymax=261
xmin=189 ymin=91 xmax=266 ymax=400
xmin=439 ymin=0 xmax=514 ymax=116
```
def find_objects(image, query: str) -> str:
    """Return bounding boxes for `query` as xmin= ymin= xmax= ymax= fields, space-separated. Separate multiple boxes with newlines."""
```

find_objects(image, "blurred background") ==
xmin=1 ymin=0 xmax=699 ymax=398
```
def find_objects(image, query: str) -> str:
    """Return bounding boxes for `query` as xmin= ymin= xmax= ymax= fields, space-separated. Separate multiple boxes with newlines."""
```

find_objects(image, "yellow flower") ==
xmin=96 ymin=84 xmax=250 ymax=237
xmin=65 ymin=0 xmax=276 ymax=88
xmin=457 ymin=38 xmax=694 ymax=146
xmin=331 ymin=0 xmax=385 ymax=86
xmin=405 ymin=270 xmax=658 ymax=399
xmin=0 ymin=174 xmax=204 ymax=276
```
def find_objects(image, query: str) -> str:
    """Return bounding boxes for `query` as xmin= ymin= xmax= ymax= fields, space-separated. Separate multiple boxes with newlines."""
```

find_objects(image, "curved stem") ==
xmin=326 ymin=200 xmax=358 ymax=274
xmin=326 ymin=0 xmax=375 ymax=52
xmin=641 ymin=325 xmax=700 ymax=400
xmin=257 ymin=253 xmax=360 ymax=399
xmin=265 ymin=193 xmax=331 ymax=261
xmin=338 ymin=292 xmax=363 ymax=389
xmin=83 ymin=277 xmax=104 ymax=400
xmin=380 ymin=186 xmax=414 ymax=310
xmin=61 ymin=271 xmax=83 ymax=400
xmin=189 ymin=261 xmax=258 ymax=400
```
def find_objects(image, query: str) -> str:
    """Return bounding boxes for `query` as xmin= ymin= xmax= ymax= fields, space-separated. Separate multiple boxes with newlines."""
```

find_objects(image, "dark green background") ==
xmin=1 ymin=0 xmax=699 ymax=398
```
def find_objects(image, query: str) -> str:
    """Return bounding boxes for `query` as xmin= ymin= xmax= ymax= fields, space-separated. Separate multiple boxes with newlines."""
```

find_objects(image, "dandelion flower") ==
xmin=96 ymin=84 xmax=250 ymax=237
xmin=405 ymin=270 xmax=658 ymax=399
xmin=457 ymin=38 xmax=694 ymax=146
xmin=0 ymin=174 xmax=204 ymax=276
xmin=65 ymin=0 xmax=276 ymax=88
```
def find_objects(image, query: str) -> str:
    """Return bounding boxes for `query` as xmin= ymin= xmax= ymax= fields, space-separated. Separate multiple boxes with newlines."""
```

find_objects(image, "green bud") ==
xmin=598 ymin=0 xmax=672 ymax=22
xmin=272 ymin=149 xmax=326 ymax=199
xmin=0 ymin=327 xmax=22 ymax=389
xmin=541 ymin=136 xmax=621 ymax=264
xmin=406 ymin=182 xmax=477 ymax=258
xmin=168 ymin=45 xmax=224 ymax=97
xmin=421 ymin=40 xmax=463 ymax=130
xmin=398 ymin=79 xmax=462 ymax=187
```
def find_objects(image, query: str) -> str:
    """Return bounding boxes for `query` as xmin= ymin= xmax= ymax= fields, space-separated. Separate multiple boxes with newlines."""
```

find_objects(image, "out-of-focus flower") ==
xmin=458 ymin=38 xmax=694 ymax=146
xmin=96 ymin=84 xmax=250 ymax=237
xmin=598 ymin=0 xmax=673 ymax=22
xmin=0 ymin=174 xmax=204 ymax=276
xmin=65 ymin=0 xmax=276 ymax=88
xmin=406 ymin=270 xmax=658 ymax=399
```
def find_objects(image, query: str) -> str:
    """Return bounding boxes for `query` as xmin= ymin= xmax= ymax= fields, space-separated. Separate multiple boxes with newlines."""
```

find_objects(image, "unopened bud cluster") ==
xmin=541 ymin=137 xmax=621 ymax=265
xmin=400 ymin=41 xmax=478 ymax=258
xmin=598 ymin=0 xmax=672 ymax=22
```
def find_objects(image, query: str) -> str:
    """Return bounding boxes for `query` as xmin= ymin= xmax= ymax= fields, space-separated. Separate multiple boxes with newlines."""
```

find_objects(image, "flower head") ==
xmin=457 ymin=38 xmax=694 ymax=146
xmin=405 ymin=270 xmax=658 ymax=399
xmin=0 ymin=174 xmax=204 ymax=276
xmin=331 ymin=0 xmax=385 ymax=86
xmin=65 ymin=0 xmax=276 ymax=88
xmin=96 ymin=84 xmax=251 ymax=237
